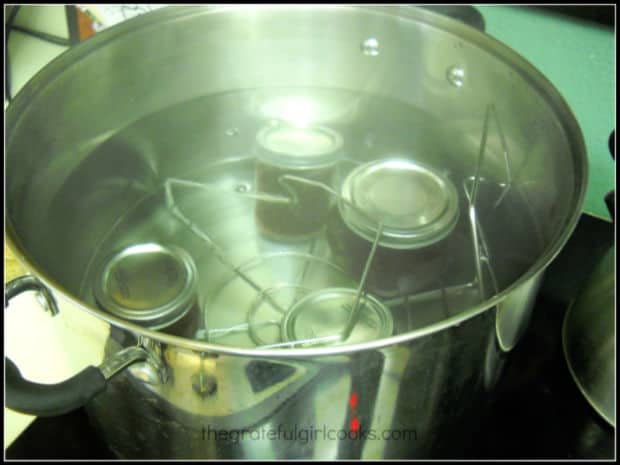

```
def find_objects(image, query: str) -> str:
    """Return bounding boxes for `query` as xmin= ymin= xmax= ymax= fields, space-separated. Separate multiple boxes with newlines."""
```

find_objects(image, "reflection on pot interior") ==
xmin=77 ymin=87 xmax=542 ymax=348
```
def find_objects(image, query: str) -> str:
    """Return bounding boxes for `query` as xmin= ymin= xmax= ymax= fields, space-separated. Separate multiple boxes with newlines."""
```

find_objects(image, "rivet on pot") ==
xmin=361 ymin=37 xmax=380 ymax=56
xmin=447 ymin=65 xmax=465 ymax=87
xmin=191 ymin=372 xmax=218 ymax=398
xmin=235 ymin=183 xmax=251 ymax=193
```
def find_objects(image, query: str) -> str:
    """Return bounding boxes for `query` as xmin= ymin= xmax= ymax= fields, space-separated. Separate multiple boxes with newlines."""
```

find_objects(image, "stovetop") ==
xmin=4 ymin=5 xmax=615 ymax=460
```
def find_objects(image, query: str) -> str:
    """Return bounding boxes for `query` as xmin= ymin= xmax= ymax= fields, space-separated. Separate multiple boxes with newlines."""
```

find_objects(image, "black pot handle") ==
xmin=605 ymin=130 xmax=615 ymax=222
xmin=4 ymin=275 xmax=151 ymax=417
xmin=418 ymin=5 xmax=485 ymax=32
xmin=5 ymin=358 xmax=107 ymax=417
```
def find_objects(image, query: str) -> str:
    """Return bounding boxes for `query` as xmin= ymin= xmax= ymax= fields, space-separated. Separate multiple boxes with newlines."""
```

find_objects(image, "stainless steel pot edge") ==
xmin=5 ymin=5 xmax=588 ymax=358
xmin=562 ymin=302 xmax=616 ymax=428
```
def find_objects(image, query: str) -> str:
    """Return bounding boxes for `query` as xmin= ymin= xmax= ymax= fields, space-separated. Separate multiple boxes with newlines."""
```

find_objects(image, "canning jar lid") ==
xmin=281 ymin=288 xmax=393 ymax=346
xmin=93 ymin=242 xmax=198 ymax=329
xmin=256 ymin=122 xmax=344 ymax=169
xmin=339 ymin=158 xmax=460 ymax=249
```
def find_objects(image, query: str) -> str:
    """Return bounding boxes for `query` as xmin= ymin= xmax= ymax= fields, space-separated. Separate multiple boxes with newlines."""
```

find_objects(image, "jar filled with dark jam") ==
xmin=254 ymin=122 xmax=343 ymax=240
xmin=327 ymin=158 xmax=463 ymax=299
xmin=93 ymin=242 xmax=202 ymax=338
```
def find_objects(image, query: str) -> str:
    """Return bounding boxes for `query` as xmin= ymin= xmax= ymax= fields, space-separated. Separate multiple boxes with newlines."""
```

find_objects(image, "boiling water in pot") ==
xmin=73 ymin=87 xmax=543 ymax=348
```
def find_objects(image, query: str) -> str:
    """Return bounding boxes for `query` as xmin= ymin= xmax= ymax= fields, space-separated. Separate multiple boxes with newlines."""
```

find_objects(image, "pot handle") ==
xmin=605 ymin=130 xmax=614 ymax=222
xmin=418 ymin=5 xmax=485 ymax=32
xmin=5 ymin=275 xmax=149 ymax=417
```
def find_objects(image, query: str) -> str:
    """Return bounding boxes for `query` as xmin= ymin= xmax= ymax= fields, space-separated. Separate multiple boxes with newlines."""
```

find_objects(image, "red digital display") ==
xmin=349 ymin=391 xmax=360 ymax=435
xmin=349 ymin=416 xmax=360 ymax=433
xmin=349 ymin=391 xmax=359 ymax=410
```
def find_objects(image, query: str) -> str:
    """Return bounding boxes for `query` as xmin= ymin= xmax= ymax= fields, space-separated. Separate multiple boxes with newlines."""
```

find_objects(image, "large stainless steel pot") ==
xmin=5 ymin=6 xmax=587 ymax=459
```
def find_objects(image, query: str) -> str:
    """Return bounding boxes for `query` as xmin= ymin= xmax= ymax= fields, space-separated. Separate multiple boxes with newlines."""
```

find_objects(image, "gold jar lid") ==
xmin=93 ymin=243 xmax=198 ymax=329
xmin=339 ymin=158 xmax=460 ymax=249
xmin=255 ymin=122 xmax=344 ymax=169
xmin=281 ymin=288 xmax=393 ymax=347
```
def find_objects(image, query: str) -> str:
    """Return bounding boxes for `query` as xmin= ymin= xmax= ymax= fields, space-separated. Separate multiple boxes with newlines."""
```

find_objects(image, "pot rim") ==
xmin=5 ymin=5 xmax=588 ymax=358
xmin=562 ymin=300 xmax=616 ymax=428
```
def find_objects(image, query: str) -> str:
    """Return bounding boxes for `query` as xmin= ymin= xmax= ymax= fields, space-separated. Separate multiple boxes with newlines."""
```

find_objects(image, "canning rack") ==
xmin=362 ymin=104 xmax=508 ymax=320
xmin=164 ymin=167 xmax=388 ymax=348
xmin=163 ymin=104 xmax=507 ymax=348
xmin=464 ymin=103 xmax=508 ymax=300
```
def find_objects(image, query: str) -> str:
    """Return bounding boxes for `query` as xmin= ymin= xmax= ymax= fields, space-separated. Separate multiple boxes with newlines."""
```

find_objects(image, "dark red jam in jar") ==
xmin=93 ymin=243 xmax=202 ymax=338
xmin=327 ymin=159 xmax=463 ymax=299
xmin=254 ymin=122 xmax=343 ymax=240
